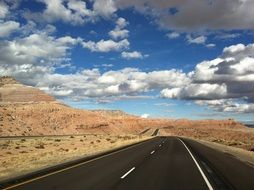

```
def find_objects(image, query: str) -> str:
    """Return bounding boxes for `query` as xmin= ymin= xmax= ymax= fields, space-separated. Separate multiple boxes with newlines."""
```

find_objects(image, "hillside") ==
xmin=0 ymin=76 xmax=55 ymax=103
xmin=1 ymin=76 xmax=253 ymax=150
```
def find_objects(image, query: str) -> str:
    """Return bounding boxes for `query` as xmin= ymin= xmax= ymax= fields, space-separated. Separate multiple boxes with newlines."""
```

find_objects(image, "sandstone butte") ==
xmin=0 ymin=76 xmax=246 ymax=137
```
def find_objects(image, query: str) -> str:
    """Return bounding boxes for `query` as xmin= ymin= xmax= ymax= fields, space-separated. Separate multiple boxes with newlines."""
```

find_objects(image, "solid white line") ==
xmin=150 ymin=150 xmax=155 ymax=154
xmin=178 ymin=138 xmax=214 ymax=190
xmin=121 ymin=167 xmax=135 ymax=179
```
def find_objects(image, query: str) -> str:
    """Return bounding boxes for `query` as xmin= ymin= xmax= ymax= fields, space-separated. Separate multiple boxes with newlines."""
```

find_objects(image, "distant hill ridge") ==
xmin=0 ymin=76 xmax=55 ymax=103
xmin=0 ymin=76 xmax=20 ymax=86
xmin=0 ymin=76 xmax=247 ymax=138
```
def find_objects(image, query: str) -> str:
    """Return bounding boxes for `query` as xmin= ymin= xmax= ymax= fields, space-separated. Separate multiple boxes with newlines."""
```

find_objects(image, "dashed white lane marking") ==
xmin=121 ymin=167 xmax=135 ymax=179
xmin=3 ymin=139 xmax=154 ymax=190
xmin=150 ymin=150 xmax=155 ymax=154
xmin=178 ymin=138 xmax=214 ymax=190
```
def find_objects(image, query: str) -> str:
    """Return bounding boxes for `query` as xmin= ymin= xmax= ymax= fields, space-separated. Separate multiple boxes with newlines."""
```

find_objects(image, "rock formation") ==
xmin=0 ymin=76 xmax=55 ymax=103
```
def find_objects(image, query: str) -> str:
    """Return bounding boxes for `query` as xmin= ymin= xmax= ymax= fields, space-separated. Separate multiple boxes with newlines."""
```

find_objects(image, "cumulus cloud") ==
xmin=0 ymin=21 xmax=20 ymax=37
xmin=161 ymin=42 xmax=254 ymax=113
xmin=93 ymin=0 xmax=116 ymax=18
xmin=109 ymin=29 xmax=129 ymax=40
xmin=121 ymin=51 xmax=148 ymax=59
xmin=109 ymin=18 xmax=129 ymax=40
xmin=82 ymin=39 xmax=130 ymax=52
xmin=115 ymin=0 xmax=254 ymax=31
xmin=161 ymin=83 xmax=227 ymax=100
xmin=0 ymin=32 xmax=80 ymax=85
xmin=23 ymin=0 xmax=116 ymax=25
xmin=196 ymin=100 xmax=254 ymax=114
xmin=34 ymin=68 xmax=188 ymax=99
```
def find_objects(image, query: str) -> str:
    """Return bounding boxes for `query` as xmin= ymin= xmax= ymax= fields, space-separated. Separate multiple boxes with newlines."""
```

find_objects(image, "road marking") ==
xmin=2 ymin=138 xmax=157 ymax=190
xmin=121 ymin=167 xmax=135 ymax=179
xmin=150 ymin=150 xmax=155 ymax=154
xmin=178 ymin=138 xmax=214 ymax=190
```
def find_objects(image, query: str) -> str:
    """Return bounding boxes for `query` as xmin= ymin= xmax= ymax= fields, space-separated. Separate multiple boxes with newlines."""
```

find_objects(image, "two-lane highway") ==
xmin=2 ymin=137 xmax=254 ymax=190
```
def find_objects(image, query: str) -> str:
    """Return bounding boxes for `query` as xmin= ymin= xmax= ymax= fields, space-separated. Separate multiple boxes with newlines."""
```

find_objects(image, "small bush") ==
xmin=35 ymin=143 xmax=45 ymax=149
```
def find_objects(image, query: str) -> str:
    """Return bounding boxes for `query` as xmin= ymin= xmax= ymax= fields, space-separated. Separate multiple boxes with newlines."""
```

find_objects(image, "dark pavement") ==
xmin=3 ymin=137 xmax=254 ymax=190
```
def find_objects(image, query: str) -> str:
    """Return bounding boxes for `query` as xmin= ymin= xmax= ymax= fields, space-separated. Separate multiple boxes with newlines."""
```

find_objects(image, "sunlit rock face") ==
xmin=0 ymin=76 xmax=55 ymax=103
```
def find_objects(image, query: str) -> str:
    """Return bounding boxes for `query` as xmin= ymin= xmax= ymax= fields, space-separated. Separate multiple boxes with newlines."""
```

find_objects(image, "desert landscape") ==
xmin=1 ymin=76 xmax=254 ymax=183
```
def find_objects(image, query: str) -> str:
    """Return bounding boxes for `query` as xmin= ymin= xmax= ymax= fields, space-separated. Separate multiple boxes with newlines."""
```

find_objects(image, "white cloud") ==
xmin=166 ymin=32 xmax=180 ymax=39
xmin=206 ymin=43 xmax=216 ymax=48
xmin=187 ymin=35 xmax=206 ymax=44
xmin=82 ymin=39 xmax=130 ymax=52
xmin=161 ymin=83 xmax=227 ymax=100
xmin=0 ymin=21 xmax=20 ymax=37
xmin=109 ymin=29 xmax=129 ymax=40
xmin=121 ymin=51 xmax=147 ymax=59
xmin=116 ymin=17 xmax=128 ymax=28
xmin=109 ymin=17 xmax=129 ymax=40
xmin=0 ymin=1 xmax=8 ymax=18
xmin=160 ymin=42 xmax=254 ymax=113
xmin=187 ymin=35 xmax=216 ymax=48
xmin=23 ymin=0 xmax=116 ymax=25
xmin=141 ymin=113 xmax=149 ymax=118
xmin=102 ymin=64 xmax=114 ymax=67
xmin=93 ymin=0 xmax=116 ymax=18
xmin=0 ymin=32 xmax=80 ymax=85
xmin=196 ymin=99 xmax=254 ymax=114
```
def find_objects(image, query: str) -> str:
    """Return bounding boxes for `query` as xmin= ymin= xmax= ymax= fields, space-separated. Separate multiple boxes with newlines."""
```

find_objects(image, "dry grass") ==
xmin=0 ymin=134 xmax=150 ymax=181
xmin=160 ymin=127 xmax=254 ymax=151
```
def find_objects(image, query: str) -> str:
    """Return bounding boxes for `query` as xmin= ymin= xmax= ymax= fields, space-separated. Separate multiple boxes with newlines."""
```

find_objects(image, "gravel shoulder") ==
xmin=0 ymin=134 xmax=150 ymax=182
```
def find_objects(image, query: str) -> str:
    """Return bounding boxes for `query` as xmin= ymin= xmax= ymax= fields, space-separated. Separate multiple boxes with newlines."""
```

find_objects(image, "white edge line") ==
xmin=121 ymin=167 xmax=135 ymax=179
xmin=178 ymin=138 xmax=214 ymax=190
xmin=150 ymin=150 xmax=155 ymax=154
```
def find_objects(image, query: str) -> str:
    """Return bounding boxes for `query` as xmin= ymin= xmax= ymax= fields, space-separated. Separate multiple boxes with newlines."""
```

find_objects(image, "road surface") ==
xmin=2 ymin=137 xmax=254 ymax=190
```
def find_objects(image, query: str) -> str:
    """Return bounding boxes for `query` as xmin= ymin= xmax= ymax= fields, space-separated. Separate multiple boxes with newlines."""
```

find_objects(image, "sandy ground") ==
xmin=0 ymin=134 xmax=150 ymax=182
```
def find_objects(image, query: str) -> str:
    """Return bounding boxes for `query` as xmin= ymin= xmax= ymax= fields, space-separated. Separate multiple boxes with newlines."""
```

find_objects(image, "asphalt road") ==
xmin=2 ymin=137 xmax=254 ymax=190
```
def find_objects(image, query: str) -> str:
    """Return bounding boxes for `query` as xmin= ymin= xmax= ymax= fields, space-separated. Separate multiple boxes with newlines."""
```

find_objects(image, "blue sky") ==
xmin=1 ymin=0 xmax=254 ymax=121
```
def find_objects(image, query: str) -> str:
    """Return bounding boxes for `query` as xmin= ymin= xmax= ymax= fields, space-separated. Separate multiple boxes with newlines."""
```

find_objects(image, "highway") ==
xmin=2 ymin=137 xmax=254 ymax=190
